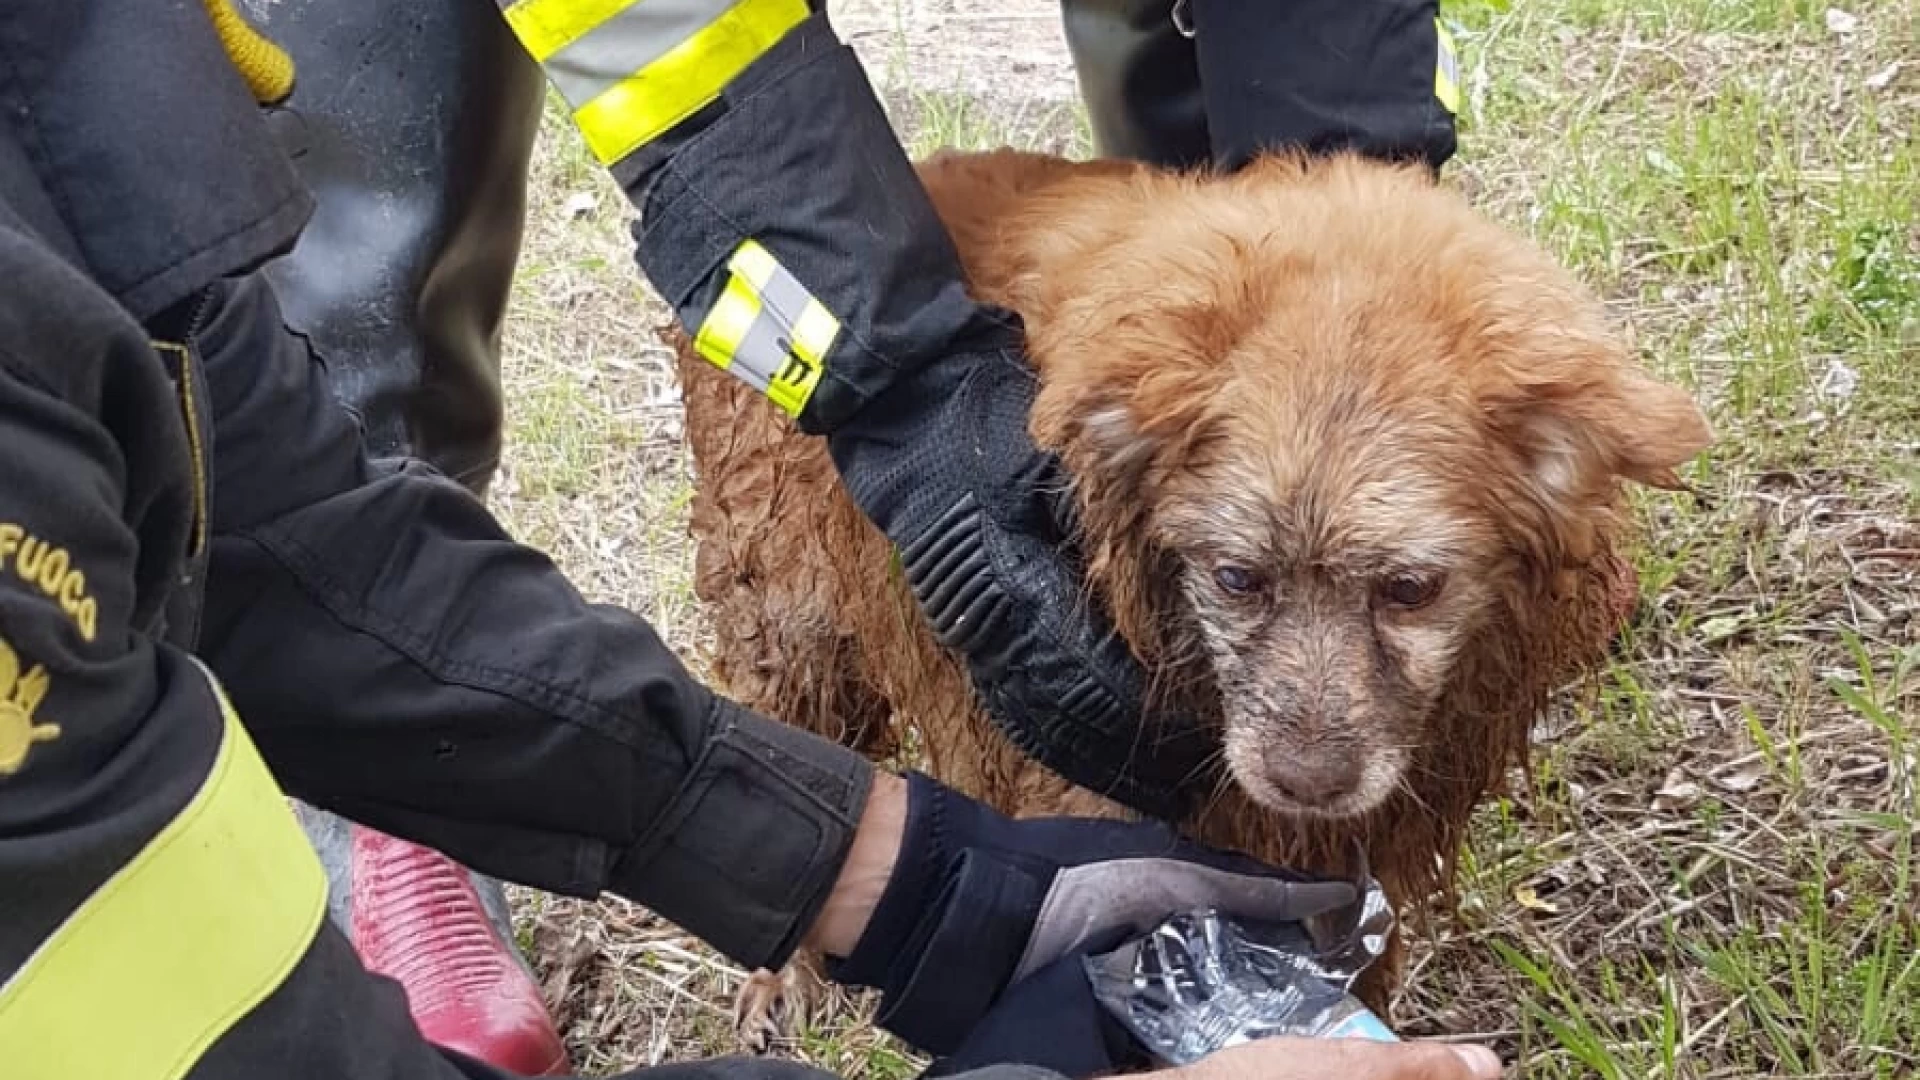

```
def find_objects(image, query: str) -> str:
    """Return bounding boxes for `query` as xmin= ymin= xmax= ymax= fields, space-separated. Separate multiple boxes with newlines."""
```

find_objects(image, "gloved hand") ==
xmin=826 ymin=772 xmax=1359 ymax=1056
xmin=923 ymin=933 xmax=1148 ymax=1078
xmin=823 ymin=334 xmax=1217 ymax=820
xmin=941 ymin=991 xmax=1508 ymax=1080
xmin=929 ymin=949 xmax=1508 ymax=1080
xmin=489 ymin=3 xmax=1220 ymax=822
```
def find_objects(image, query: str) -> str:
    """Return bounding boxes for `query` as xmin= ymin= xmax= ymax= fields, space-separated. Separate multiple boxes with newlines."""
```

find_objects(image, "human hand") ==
xmin=825 ymin=341 xmax=1217 ymax=821
xmin=817 ymin=771 xmax=1360 ymax=1056
xmin=922 ymin=932 xmax=1498 ymax=1080
xmin=1148 ymin=1036 xmax=1504 ymax=1080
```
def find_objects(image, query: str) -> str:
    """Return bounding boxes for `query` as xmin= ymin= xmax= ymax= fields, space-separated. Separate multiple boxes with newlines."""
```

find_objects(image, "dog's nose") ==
xmin=1261 ymin=748 xmax=1363 ymax=806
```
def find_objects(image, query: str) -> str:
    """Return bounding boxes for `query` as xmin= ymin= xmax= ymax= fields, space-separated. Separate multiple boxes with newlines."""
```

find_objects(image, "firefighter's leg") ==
xmin=1180 ymin=0 xmax=1459 ymax=173
xmin=1057 ymin=0 xmax=1211 ymax=168
xmin=1059 ymin=0 xmax=1460 ymax=175
xmin=241 ymin=0 xmax=565 ymax=1072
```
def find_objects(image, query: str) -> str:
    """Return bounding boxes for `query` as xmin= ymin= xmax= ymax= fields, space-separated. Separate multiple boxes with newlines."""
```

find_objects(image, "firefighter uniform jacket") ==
xmin=0 ymin=4 xmax=889 ymax=1078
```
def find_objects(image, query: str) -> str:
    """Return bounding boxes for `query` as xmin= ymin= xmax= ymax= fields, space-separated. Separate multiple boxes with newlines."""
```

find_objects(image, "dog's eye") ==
xmin=1379 ymin=572 xmax=1445 ymax=610
xmin=1213 ymin=565 xmax=1265 ymax=596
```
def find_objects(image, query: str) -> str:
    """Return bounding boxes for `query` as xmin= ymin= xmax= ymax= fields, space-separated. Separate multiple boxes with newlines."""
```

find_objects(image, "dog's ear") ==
xmin=1032 ymin=325 xmax=1229 ymax=498
xmin=1029 ymin=336 xmax=1229 ymax=664
xmin=1482 ymin=328 xmax=1713 ymax=511
xmin=1570 ymin=366 xmax=1714 ymax=492
xmin=1030 ymin=292 xmax=1243 ymax=480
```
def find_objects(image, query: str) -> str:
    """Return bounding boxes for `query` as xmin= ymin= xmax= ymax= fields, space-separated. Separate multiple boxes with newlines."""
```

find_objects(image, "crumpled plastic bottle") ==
xmin=1082 ymin=871 xmax=1398 ymax=1066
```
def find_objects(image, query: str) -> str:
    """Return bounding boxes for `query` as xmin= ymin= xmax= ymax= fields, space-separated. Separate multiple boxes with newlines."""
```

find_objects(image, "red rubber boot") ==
xmin=348 ymin=825 xmax=571 ymax=1076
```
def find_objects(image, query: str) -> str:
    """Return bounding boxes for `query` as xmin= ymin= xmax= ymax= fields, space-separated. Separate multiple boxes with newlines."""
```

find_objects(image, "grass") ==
xmin=485 ymin=1 xmax=1920 ymax=1076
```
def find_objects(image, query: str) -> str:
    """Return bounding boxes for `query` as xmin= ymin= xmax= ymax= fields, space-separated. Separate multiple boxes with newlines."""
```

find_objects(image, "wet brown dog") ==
xmin=666 ymin=148 xmax=1712 ymax=1048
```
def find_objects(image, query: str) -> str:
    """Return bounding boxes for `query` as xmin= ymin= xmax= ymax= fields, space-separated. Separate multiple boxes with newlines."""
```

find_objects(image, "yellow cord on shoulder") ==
xmin=203 ymin=0 xmax=296 ymax=106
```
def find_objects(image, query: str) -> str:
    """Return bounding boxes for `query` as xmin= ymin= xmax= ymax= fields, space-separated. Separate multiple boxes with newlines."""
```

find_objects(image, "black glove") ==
xmin=923 ymin=939 xmax=1148 ymax=1079
xmin=568 ymin=9 xmax=1216 ymax=818
xmin=826 ymin=772 xmax=1359 ymax=1056
xmin=824 ymin=337 xmax=1222 ymax=819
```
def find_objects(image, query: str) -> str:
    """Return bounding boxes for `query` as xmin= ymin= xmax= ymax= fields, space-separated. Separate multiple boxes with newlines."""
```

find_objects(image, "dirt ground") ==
xmin=484 ymin=2 xmax=1919 ymax=1077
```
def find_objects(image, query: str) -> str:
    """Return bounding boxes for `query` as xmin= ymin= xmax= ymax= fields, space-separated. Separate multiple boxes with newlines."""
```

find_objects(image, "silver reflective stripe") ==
xmin=692 ymin=239 xmax=839 ymax=418
xmin=728 ymin=311 xmax=786 ymax=393
xmin=1437 ymin=33 xmax=1459 ymax=90
xmin=541 ymin=0 xmax=736 ymax=109
xmin=751 ymin=265 xmax=815 ymax=332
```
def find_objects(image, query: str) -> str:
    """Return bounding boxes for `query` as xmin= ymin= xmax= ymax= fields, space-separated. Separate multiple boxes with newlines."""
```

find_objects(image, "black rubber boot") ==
xmin=253 ymin=0 xmax=546 ymax=496
xmin=1058 ymin=0 xmax=1211 ymax=169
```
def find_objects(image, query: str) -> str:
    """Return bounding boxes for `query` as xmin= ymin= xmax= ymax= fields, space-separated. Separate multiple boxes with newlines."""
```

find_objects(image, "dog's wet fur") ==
xmin=668 ymin=148 xmax=1712 ymax=1043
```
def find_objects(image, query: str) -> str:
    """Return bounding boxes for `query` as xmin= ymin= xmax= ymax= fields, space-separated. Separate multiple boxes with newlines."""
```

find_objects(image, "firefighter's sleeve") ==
xmin=0 ymin=269 xmax=1018 ymax=1080
xmin=478 ymin=2 xmax=1241 ymax=827
xmin=493 ymin=0 xmax=1006 ymax=436
xmin=487 ymin=0 xmax=1453 ymax=439
xmin=190 ymin=266 xmax=874 ymax=976
xmin=1184 ymin=0 xmax=1461 ymax=172
xmin=0 ymin=211 xmax=528 ymax=1080
xmin=0 ymin=128 xmax=1058 ymax=1080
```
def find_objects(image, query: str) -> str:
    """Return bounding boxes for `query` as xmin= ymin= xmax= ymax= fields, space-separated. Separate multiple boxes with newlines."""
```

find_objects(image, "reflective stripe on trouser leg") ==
xmin=498 ymin=0 xmax=810 ymax=164
xmin=1433 ymin=17 xmax=1460 ymax=114
xmin=693 ymin=240 xmax=842 ymax=418
xmin=0 ymin=660 xmax=329 ymax=1080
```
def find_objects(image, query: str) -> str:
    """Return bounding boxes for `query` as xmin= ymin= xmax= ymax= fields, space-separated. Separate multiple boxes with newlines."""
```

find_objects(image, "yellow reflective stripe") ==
xmin=570 ymin=0 xmax=809 ymax=164
xmin=502 ymin=0 xmax=642 ymax=61
xmin=729 ymin=238 xmax=780 ymax=291
xmin=691 ymin=240 xmax=838 ymax=418
xmin=0 ymin=662 xmax=329 ymax=1080
xmin=693 ymin=272 xmax=764 ymax=373
xmin=1434 ymin=18 xmax=1461 ymax=115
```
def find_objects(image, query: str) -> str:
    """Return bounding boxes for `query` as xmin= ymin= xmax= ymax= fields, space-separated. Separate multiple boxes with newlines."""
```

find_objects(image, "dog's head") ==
xmin=1003 ymin=152 xmax=1712 ymax=821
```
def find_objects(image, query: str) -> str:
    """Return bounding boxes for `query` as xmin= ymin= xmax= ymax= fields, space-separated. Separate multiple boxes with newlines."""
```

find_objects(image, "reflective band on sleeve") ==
xmin=1434 ymin=18 xmax=1461 ymax=115
xmin=691 ymin=239 xmax=840 ymax=418
xmin=502 ymin=0 xmax=642 ymax=60
xmin=500 ymin=0 xmax=809 ymax=166
xmin=0 ymin=660 xmax=329 ymax=1080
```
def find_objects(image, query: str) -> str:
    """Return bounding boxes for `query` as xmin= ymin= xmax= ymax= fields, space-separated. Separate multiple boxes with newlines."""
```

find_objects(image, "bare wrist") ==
xmin=804 ymin=770 xmax=907 ymax=957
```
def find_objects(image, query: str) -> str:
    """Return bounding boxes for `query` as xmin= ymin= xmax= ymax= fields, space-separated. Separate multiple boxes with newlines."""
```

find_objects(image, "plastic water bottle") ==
xmin=1083 ymin=906 xmax=1398 ymax=1066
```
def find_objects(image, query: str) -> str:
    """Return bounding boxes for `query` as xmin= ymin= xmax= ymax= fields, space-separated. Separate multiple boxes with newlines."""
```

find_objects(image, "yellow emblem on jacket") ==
xmin=0 ymin=636 xmax=59 ymax=777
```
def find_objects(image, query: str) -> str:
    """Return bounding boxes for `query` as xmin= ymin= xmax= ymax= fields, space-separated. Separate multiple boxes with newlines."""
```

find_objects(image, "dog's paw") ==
xmin=732 ymin=967 xmax=808 ymax=1055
